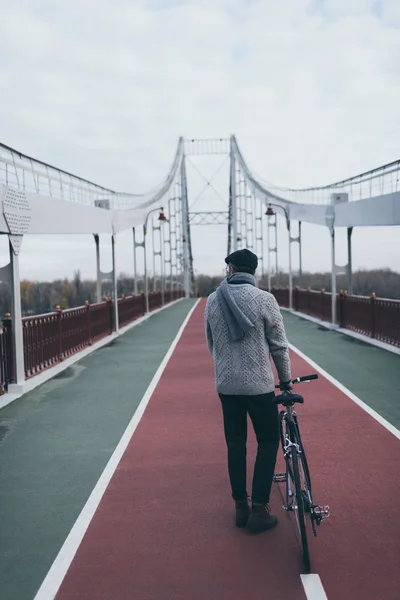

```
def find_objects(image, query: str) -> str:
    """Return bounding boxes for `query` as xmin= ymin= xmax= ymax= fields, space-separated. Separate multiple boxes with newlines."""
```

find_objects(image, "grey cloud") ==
xmin=0 ymin=0 xmax=399 ymax=279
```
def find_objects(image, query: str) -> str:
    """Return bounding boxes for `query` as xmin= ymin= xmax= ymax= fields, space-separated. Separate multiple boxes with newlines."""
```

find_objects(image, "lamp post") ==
xmin=143 ymin=207 xmax=168 ymax=314
xmin=265 ymin=203 xmax=295 ymax=310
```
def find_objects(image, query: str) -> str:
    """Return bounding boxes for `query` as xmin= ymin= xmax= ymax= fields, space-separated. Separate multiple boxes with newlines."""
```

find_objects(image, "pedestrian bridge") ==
xmin=0 ymin=298 xmax=398 ymax=600
xmin=1 ymin=136 xmax=399 ymax=599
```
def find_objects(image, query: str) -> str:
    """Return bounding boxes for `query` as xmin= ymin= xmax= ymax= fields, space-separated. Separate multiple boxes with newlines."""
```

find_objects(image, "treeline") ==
xmin=196 ymin=268 xmax=400 ymax=299
xmin=0 ymin=271 xmax=155 ymax=318
xmin=0 ymin=268 xmax=398 ymax=319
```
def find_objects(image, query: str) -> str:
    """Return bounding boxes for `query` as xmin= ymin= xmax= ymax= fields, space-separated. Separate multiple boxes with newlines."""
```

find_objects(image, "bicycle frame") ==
xmin=281 ymin=407 xmax=312 ymax=515
xmin=277 ymin=402 xmax=330 ymax=528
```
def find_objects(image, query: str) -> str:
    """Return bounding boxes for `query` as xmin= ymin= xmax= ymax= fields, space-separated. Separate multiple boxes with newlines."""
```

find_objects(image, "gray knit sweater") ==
xmin=205 ymin=281 xmax=292 ymax=395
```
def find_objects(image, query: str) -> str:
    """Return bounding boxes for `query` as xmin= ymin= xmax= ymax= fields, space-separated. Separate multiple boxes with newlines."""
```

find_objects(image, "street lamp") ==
xmin=143 ymin=207 xmax=168 ymax=313
xmin=265 ymin=203 xmax=294 ymax=310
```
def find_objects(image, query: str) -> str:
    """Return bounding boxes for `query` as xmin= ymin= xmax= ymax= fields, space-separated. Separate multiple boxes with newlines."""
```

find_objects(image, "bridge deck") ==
xmin=0 ymin=299 xmax=398 ymax=600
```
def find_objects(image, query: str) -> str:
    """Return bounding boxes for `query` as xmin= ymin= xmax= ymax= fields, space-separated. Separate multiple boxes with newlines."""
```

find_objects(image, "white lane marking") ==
xmin=289 ymin=342 xmax=400 ymax=441
xmin=33 ymin=299 xmax=201 ymax=600
xmin=301 ymin=574 xmax=329 ymax=599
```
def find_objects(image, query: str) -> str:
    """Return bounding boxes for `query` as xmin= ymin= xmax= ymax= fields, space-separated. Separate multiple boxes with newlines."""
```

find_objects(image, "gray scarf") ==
xmin=216 ymin=272 xmax=257 ymax=341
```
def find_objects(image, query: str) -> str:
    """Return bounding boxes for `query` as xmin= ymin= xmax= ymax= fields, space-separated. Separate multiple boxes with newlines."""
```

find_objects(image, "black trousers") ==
xmin=219 ymin=392 xmax=280 ymax=504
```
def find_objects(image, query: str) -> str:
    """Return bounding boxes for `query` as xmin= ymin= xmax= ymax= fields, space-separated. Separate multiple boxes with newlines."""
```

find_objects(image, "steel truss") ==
xmin=189 ymin=211 xmax=229 ymax=226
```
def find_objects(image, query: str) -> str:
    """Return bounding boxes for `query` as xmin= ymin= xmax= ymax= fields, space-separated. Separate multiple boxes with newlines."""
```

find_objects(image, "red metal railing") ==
xmin=269 ymin=288 xmax=290 ymax=308
xmin=19 ymin=290 xmax=185 ymax=381
xmin=90 ymin=301 xmax=114 ymax=341
xmin=1 ymin=290 xmax=186 ymax=387
xmin=22 ymin=302 xmax=115 ymax=378
xmin=172 ymin=290 xmax=184 ymax=301
xmin=23 ymin=311 xmax=60 ymax=377
xmin=292 ymin=288 xmax=333 ymax=322
xmin=338 ymin=293 xmax=400 ymax=347
xmin=118 ymin=295 xmax=145 ymax=327
xmin=269 ymin=287 xmax=400 ymax=348
xmin=148 ymin=291 xmax=162 ymax=311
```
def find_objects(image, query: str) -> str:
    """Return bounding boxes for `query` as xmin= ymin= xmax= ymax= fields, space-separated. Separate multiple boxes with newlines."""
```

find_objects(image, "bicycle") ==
xmin=273 ymin=374 xmax=330 ymax=573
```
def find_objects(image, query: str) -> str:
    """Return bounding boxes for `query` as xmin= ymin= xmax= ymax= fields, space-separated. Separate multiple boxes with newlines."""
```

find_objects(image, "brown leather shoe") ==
xmin=246 ymin=503 xmax=278 ymax=533
xmin=235 ymin=499 xmax=250 ymax=528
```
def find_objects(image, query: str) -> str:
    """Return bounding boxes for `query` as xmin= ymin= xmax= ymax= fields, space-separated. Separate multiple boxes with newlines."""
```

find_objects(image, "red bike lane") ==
xmin=50 ymin=299 xmax=399 ymax=600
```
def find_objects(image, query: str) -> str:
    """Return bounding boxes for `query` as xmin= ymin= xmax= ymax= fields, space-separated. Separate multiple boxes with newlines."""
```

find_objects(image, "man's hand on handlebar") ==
xmin=275 ymin=375 xmax=318 ymax=391
xmin=279 ymin=380 xmax=294 ymax=392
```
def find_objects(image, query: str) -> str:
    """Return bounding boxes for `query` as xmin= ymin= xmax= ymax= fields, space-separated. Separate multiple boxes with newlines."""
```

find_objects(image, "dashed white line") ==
xmin=301 ymin=574 xmax=329 ymax=599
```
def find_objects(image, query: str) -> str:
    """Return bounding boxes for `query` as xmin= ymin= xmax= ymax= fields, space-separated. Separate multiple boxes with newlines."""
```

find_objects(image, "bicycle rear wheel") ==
xmin=291 ymin=444 xmax=311 ymax=573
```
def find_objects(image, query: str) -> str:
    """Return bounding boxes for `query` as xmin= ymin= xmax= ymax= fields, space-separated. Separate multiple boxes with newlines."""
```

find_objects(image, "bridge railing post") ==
xmin=338 ymin=291 xmax=346 ymax=328
xmin=3 ymin=313 xmax=14 ymax=387
xmin=371 ymin=293 xmax=376 ymax=339
xmin=56 ymin=305 xmax=63 ymax=362
xmin=85 ymin=301 xmax=92 ymax=345
xmin=294 ymin=287 xmax=299 ymax=312
xmin=140 ymin=292 xmax=146 ymax=315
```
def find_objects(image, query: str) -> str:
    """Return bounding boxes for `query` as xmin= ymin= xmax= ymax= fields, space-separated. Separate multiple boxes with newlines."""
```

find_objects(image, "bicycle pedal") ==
xmin=313 ymin=505 xmax=330 ymax=520
xmin=273 ymin=473 xmax=287 ymax=483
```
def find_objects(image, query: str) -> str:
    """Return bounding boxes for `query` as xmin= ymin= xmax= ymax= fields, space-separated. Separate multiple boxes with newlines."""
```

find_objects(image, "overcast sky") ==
xmin=0 ymin=0 xmax=399 ymax=283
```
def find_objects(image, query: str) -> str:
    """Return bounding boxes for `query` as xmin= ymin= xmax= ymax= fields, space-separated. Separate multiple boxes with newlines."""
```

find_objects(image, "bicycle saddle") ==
xmin=274 ymin=392 xmax=304 ymax=406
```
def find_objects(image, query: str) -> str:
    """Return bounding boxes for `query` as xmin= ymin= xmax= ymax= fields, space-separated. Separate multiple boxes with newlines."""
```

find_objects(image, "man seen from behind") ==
xmin=204 ymin=249 xmax=293 ymax=533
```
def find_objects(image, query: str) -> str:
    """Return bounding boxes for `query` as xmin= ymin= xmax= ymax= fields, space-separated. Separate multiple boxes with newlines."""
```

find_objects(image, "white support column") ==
xmin=111 ymin=234 xmax=119 ymax=332
xmin=9 ymin=236 xmax=25 ymax=386
xmin=287 ymin=219 xmax=302 ymax=308
xmin=151 ymin=218 xmax=157 ymax=292
xmin=267 ymin=214 xmax=278 ymax=290
xmin=160 ymin=224 xmax=165 ymax=305
xmin=239 ymin=174 xmax=245 ymax=248
xmin=144 ymin=224 xmax=150 ymax=313
xmin=163 ymin=200 xmax=172 ymax=300
xmin=347 ymin=227 xmax=353 ymax=295
xmin=331 ymin=227 xmax=337 ymax=325
xmin=244 ymin=178 xmax=249 ymax=247
xmin=255 ymin=193 xmax=264 ymax=279
xmin=94 ymin=234 xmax=101 ymax=303
xmin=275 ymin=218 xmax=279 ymax=285
xmin=230 ymin=139 xmax=238 ymax=252
xmin=260 ymin=209 xmax=265 ymax=279
xmin=298 ymin=221 xmax=303 ymax=287
xmin=175 ymin=189 xmax=183 ymax=290
xmin=180 ymin=155 xmax=190 ymax=297
xmin=267 ymin=216 xmax=272 ymax=291
xmin=288 ymin=221 xmax=293 ymax=310
xmin=168 ymin=197 xmax=173 ymax=294
xmin=153 ymin=221 xmax=163 ymax=296
xmin=132 ymin=228 xmax=138 ymax=295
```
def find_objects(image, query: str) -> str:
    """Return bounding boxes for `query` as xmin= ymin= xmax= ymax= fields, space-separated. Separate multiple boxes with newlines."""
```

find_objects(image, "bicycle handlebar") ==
xmin=275 ymin=374 xmax=318 ymax=389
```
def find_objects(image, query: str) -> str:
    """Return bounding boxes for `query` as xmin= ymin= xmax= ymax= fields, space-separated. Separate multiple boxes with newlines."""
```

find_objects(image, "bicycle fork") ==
xmin=278 ymin=437 xmax=303 ymax=512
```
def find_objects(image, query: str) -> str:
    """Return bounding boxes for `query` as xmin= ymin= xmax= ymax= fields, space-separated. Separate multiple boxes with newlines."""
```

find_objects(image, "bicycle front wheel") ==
xmin=291 ymin=445 xmax=311 ymax=573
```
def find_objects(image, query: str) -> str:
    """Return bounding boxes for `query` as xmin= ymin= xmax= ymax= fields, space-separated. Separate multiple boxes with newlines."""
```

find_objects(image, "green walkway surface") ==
xmin=283 ymin=311 xmax=400 ymax=429
xmin=0 ymin=299 xmax=196 ymax=600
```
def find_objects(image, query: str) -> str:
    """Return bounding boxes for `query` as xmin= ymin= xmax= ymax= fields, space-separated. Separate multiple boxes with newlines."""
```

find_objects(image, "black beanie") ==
xmin=225 ymin=249 xmax=258 ymax=272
